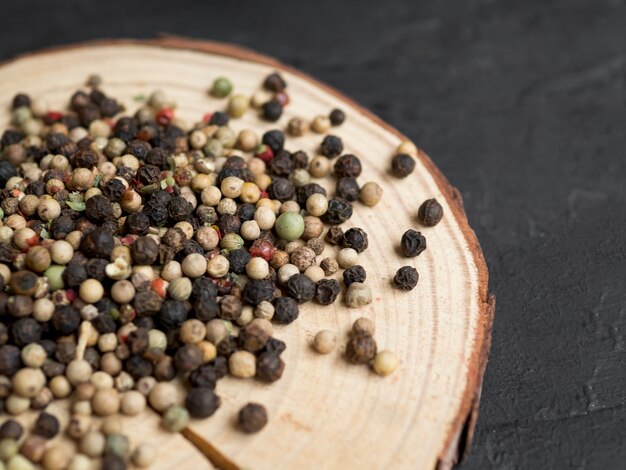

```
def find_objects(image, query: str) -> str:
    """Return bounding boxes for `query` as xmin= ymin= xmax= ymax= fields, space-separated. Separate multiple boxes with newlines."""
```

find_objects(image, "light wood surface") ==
xmin=0 ymin=38 xmax=494 ymax=470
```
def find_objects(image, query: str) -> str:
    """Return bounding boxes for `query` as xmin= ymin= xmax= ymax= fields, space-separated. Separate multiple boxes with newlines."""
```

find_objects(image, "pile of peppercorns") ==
xmin=0 ymin=68 xmax=442 ymax=469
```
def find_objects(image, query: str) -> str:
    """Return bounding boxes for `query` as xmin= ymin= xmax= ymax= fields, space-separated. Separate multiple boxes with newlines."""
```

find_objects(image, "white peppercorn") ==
xmin=228 ymin=351 xmax=256 ymax=378
xmin=313 ymin=330 xmax=337 ymax=354
xmin=337 ymin=248 xmax=358 ymax=268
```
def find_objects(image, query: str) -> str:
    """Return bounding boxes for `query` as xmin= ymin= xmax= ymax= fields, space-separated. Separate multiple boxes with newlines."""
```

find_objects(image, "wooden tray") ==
xmin=0 ymin=38 xmax=494 ymax=470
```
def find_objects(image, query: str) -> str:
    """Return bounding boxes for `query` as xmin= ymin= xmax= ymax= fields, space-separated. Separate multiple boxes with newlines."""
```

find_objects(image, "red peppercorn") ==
xmin=249 ymin=239 xmax=276 ymax=261
xmin=156 ymin=108 xmax=174 ymax=126
xmin=255 ymin=144 xmax=274 ymax=163
xmin=202 ymin=113 xmax=212 ymax=124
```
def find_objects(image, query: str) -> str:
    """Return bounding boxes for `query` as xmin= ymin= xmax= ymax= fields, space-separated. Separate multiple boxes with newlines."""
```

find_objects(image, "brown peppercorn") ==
xmin=255 ymin=352 xmax=285 ymax=382
xmin=269 ymin=250 xmax=289 ymax=270
xmin=131 ymin=237 xmax=159 ymax=265
xmin=219 ymin=295 xmax=243 ymax=321
xmin=418 ymin=198 xmax=444 ymax=227
xmin=20 ymin=435 xmax=46 ymax=463
xmin=306 ymin=237 xmax=325 ymax=256
xmin=239 ymin=319 xmax=271 ymax=352
xmin=325 ymin=226 xmax=344 ymax=246
xmin=290 ymin=246 xmax=316 ymax=272
xmin=238 ymin=403 xmax=268 ymax=433
xmin=320 ymin=257 xmax=338 ymax=276
xmin=174 ymin=344 xmax=203 ymax=373
xmin=346 ymin=334 xmax=377 ymax=364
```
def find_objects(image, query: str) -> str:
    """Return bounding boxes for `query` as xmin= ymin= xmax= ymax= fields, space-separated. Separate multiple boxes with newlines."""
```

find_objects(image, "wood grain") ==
xmin=0 ymin=38 xmax=493 ymax=469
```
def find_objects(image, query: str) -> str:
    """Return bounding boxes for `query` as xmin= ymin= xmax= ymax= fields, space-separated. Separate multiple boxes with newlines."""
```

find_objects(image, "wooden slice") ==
xmin=0 ymin=38 xmax=494 ymax=469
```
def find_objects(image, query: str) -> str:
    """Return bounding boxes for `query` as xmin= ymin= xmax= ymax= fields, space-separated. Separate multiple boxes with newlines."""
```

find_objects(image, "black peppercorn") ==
xmin=315 ymin=279 xmax=341 ymax=305
xmin=263 ymin=337 xmax=287 ymax=356
xmin=132 ymin=292 xmax=162 ymax=318
xmin=102 ymin=453 xmax=127 ymax=470
xmin=285 ymin=274 xmax=316 ymax=304
xmin=329 ymin=108 xmax=346 ymax=126
xmin=227 ymin=249 xmax=251 ymax=275
xmin=0 ymin=420 xmax=22 ymax=440
xmin=86 ymin=258 xmax=108 ymax=282
xmin=125 ymin=212 xmax=150 ymax=235
xmin=334 ymin=154 xmax=362 ymax=178
xmin=127 ymin=328 xmax=149 ymax=355
xmin=418 ymin=198 xmax=444 ymax=227
xmin=153 ymin=357 xmax=175 ymax=382
xmin=62 ymin=261 xmax=87 ymax=288
xmin=124 ymin=355 xmax=153 ymax=380
xmin=81 ymin=228 xmax=114 ymax=259
xmin=191 ymin=277 xmax=218 ymax=301
xmin=324 ymin=198 xmax=353 ymax=225
xmin=335 ymin=177 xmax=360 ymax=202
xmin=12 ymin=93 xmax=31 ymax=110
xmin=42 ymin=361 xmax=65 ymax=378
xmin=346 ymin=334 xmax=377 ymax=364
xmin=394 ymin=266 xmax=419 ymax=291
xmin=296 ymin=183 xmax=327 ymax=207
xmin=218 ymin=214 xmax=241 ymax=234
xmin=242 ymin=280 xmax=274 ymax=306
xmin=262 ymin=130 xmax=284 ymax=154
xmin=185 ymin=387 xmax=221 ymax=418
xmin=391 ymin=153 xmax=416 ymax=178
xmin=0 ymin=345 xmax=21 ymax=376
xmin=1 ymin=130 xmax=23 ymax=149
xmin=343 ymin=227 xmax=369 ymax=253
xmin=143 ymin=199 xmax=169 ymax=226
xmin=400 ymin=229 xmax=427 ymax=257
xmin=131 ymin=236 xmax=159 ymax=265
xmin=50 ymin=215 xmax=75 ymax=240
xmin=174 ymin=344 xmax=203 ymax=373
xmin=167 ymin=196 xmax=194 ymax=222
xmin=268 ymin=151 xmax=293 ymax=176
xmin=239 ymin=322 xmax=270 ymax=352
xmin=193 ymin=296 xmax=219 ymax=322
xmin=272 ymin=297 xmax=299 ymax=325
xmin=33 ymin=412 xmax=60 ymax=439
xmin=209 ymin=111 xmax=229 ymax=126
xmin=320 ymin=135 xmax=343 ymax=158
xmin=159 ymin=300 xmax=188 ymax=330
xmin=55 ymin=340 xmax=77 ymax=364
xmin=12 ymin=318 xmax=42 ymax=347
xmin=92 ymin=314 xmax=117 ymax=334
xmin=219 ymin=295 xmax=243 ymax=321
xmin=188 ymin=365 xmax=218 ymax=390
xmin=216 ymin=335 xmax=237 ymax=357
xmin=291 ymin=150 xmax=309 ymax=169
xmin=267 ymin=177 xmax=295 ymax=202
xmin=52 ymin=305 xmax=81 ymax=336
xmin=101 ymin=178 xmax=126 ymax=202
xmin=343 ymin=265 xmax=366 ymax=287
xmin=136 ymin=165 xmax=160 ymax=185
xmin=263 ymin=73 xmax=287 ymax=92
xmin=0 ymin=323 xmax=7 ymax=345
xmin=238 ymin=403 xmax=268 ymax=433
xmin=256 ymin=352 xmax=285 ymax=382
xmin=261 ymin=100 xmax=283 ymax=122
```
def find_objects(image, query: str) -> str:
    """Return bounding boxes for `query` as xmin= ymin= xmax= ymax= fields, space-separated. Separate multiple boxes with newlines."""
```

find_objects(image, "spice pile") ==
xmin=0 ymin=70 xmax=442 ymax=469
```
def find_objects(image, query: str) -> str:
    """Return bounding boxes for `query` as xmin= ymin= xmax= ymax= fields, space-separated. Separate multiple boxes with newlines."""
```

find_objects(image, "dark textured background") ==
xmin=1 ymin=0 xmax=625 ymax=468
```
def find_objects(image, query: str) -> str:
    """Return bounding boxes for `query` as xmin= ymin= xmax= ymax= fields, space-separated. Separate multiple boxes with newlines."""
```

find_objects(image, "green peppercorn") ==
xmin=211 ymin=77 xmax=233 ymax=98
xmin=275 ymin=212 xmax=305 ymax=242
xmin=162 ymin=405 xmax=189 ymax=432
